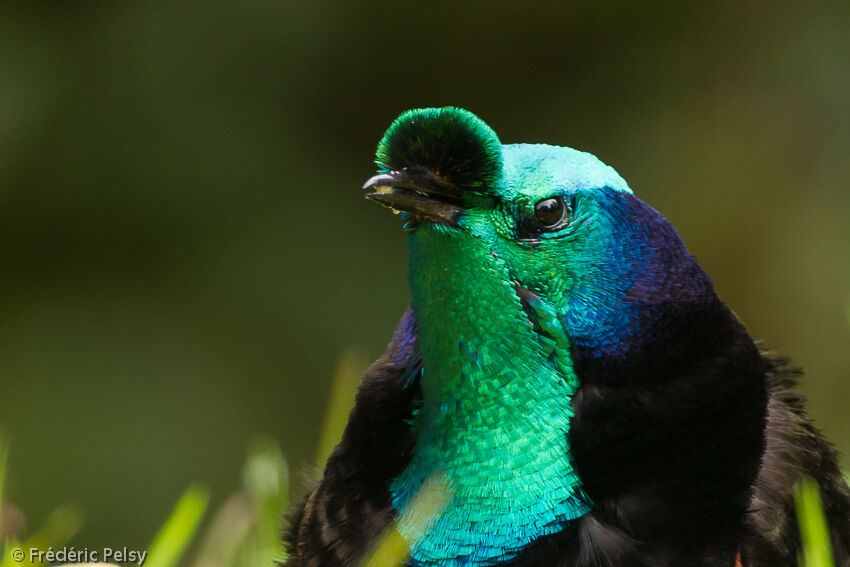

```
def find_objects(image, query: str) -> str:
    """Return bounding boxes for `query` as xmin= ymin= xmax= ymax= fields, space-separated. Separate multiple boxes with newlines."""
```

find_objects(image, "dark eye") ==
xmin=534 ymin=197 xmax=569 ymax=230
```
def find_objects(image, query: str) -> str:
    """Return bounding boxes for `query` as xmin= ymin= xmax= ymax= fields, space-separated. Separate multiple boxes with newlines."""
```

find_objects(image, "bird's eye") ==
xmin=534 ymin=197 xmax=569 ymax=230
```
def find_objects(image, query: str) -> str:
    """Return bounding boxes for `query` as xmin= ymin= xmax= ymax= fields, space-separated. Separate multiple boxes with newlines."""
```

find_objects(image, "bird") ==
xmin=283 ymin=107 xmax=850 ymax=566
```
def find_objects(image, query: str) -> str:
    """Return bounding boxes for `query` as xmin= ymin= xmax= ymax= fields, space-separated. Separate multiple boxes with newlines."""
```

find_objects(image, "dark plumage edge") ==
xmin=742 ymin=353 xmax=850 ymax=566
xmin=282 ymin=309 xmax=420 ymax=567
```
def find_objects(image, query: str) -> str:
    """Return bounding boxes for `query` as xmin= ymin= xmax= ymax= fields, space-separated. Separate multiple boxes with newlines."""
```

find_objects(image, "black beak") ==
xmin=362 ymin=169 xmax=464 ymax=227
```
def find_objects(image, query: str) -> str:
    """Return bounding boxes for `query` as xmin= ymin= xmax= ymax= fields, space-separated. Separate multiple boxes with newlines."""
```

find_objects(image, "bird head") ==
xmin=364 ymin=107 xmax=717 ymax=379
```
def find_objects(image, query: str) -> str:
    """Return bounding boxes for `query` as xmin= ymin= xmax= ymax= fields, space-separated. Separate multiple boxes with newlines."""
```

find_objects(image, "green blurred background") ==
xmin=1 ymin=0 xmax=848 ymax=553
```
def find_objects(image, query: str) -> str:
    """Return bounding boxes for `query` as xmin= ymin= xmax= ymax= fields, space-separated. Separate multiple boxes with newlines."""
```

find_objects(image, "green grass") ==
xmin=796 ymin=477 xmax=835 ymax=567
xmin=0 ymin=355 xmax=843 ymax=566
xmin=145 ymin=486 xmax=209 ymax=567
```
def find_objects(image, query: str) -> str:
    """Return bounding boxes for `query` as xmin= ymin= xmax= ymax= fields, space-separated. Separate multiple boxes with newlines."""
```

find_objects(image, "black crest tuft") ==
xmin=375 ymin=107 xmax=503 ymax=191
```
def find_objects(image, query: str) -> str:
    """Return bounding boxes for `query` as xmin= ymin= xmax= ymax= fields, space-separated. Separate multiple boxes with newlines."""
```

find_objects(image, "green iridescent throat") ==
xmin=390 ymin=222 xmax=590 ymax=566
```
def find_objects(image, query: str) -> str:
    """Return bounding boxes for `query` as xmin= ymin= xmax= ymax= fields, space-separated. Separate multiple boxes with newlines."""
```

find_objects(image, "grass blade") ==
xmin=316 ymin=349 xmax=367 ymax=467
xmin=795 ymin=476 xmax=835 ymax=567
xmin=242 ymin=437 xmax=288 ymax=567
xmin=145 ymin=485 xmax=209 ymax=567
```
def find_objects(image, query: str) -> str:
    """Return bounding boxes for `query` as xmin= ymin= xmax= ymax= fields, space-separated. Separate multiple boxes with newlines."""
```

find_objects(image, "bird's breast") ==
xmin=394 ymin=226 xmax=591 ymax=565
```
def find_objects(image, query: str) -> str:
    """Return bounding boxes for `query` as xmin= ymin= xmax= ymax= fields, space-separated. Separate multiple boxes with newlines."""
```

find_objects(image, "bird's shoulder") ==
xmin=743 ymin=354 xmax=850 ymax=566
xmin=282 ymin=309 xmax=421 ymax=567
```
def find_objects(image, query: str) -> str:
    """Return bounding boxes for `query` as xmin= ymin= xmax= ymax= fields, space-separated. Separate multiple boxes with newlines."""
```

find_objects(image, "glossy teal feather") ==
xmin=381 ymin=112 xmax=635 ymax=565
xmin=391 ymin=221 xmax=590 ymax=565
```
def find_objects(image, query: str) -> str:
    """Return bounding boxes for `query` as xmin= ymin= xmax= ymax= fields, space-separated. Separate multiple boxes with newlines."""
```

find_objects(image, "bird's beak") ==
xmin=362 ymin=169 xmax=464 ymax=227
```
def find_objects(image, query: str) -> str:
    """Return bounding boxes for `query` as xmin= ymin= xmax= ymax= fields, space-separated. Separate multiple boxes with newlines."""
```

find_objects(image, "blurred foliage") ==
xmin=0 ymin=436 xmax=288 ymax=567
xmin=1 ymin=434 xmax=85 ymax=567
xmin=316 ymin=349 xmax=367 ymax=467
xmin=145 ymin=486 xmax=208 ymax=567
xmin=796 ymin=477 xmax=835 ymax=567
xmin=0 ymin=0 xmax=848 ymax=553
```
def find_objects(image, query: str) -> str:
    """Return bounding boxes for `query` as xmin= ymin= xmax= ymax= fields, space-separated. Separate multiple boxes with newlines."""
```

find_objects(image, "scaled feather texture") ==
xmin=284 ymin=107 xmax=850 ymax=567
